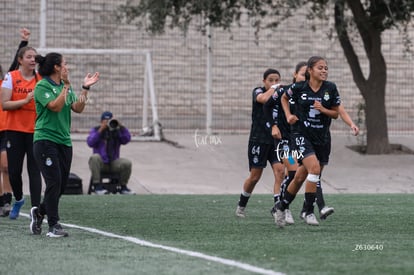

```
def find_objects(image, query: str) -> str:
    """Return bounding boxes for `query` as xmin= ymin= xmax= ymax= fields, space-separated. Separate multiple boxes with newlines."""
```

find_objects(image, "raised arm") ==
xmin=256 ymin=84 xmax=280 ymax=104
xmin=71 ymin=72 xmax=100 ymax=113
xmin=8 ymin=28 xmax=30 ymax=72
xmin=263 ymin=95 xmax=281 ymax=139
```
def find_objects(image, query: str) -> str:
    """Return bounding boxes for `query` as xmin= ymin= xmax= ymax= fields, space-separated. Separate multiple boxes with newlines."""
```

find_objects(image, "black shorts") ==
xmin=0 ymin=131 xmax=6 ymax=152
xmin=248 ymin=141 xmax=278 ymax=170
xmin=292 ymin=134 xmax=331 ymax=166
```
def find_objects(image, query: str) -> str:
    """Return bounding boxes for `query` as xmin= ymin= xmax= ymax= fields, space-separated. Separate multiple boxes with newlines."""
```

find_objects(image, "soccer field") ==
xmin=1 ymin=194 xmax=413 ymax=275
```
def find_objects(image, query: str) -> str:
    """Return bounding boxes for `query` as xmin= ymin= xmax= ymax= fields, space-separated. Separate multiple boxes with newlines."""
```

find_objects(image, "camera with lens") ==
xmin=107 ymin=119 xmax=119 ymax=131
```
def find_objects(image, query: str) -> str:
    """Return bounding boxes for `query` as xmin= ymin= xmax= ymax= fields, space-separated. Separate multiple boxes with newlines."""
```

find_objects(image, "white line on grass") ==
xmin=21 ymin=213 xmax=284 ymax=275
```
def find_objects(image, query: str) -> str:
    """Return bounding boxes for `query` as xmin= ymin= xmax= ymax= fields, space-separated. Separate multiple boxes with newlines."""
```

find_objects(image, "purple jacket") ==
xmin=86 ymin=126 xmax=131 ymax=164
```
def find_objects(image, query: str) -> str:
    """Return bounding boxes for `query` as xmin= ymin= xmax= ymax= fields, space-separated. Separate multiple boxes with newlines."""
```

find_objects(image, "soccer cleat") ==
xmin=305 ymin=213 xmax=319 ymax=226
xmin=285 ymin=209 xmax=295 ymax=225
xmin=273 ymin=202 xmax=286 ymax=228
xmin=30 ymin=207 xmax=44 ymax=235
xmin=120 ymin=186 xmax=135 ymax=195
xmin=46 ymin=223 xmax=69 ymax=238
xmin=9 ymin=198 xmax=25 ymax=219
xmin=319 ymin=206 xmax=334 ymax=220
xmin=94 ymin=187 xmax=109 ymax=195
xmin=235 ymin=206 xmax=246 ymax=218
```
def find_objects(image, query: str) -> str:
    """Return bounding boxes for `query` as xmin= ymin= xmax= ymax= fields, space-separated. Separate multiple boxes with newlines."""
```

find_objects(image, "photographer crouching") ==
xmin=87 ymin=111 xmax=135 ymax=195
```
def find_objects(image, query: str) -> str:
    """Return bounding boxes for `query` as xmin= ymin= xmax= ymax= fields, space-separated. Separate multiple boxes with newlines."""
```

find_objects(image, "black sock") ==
xmin=316 ymin=183 xmax=325 ymax=210
xmin=280 ymin=176 xmax=288 ymax=196
xmin=238 ymin=193 xmax=250 ymax=207
xmin=5 ymin=193 xmax=12 ymax=204
xmin=280 ymin=190 xmax=296 ymax=210
xmin=0 ymin=195 xmax=4 ymax=207
xmin=304 ymin=192 xmax=316 ymax=215
xmin=301 ymin=199 xmax=306 ymax=213
xmin=280 ymin=171 xmax=296 ymax=197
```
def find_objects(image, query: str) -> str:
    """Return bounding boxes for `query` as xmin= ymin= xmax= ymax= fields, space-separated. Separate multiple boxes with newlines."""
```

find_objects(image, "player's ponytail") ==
xmin=36 ymin=52 xmax=62 ymax=77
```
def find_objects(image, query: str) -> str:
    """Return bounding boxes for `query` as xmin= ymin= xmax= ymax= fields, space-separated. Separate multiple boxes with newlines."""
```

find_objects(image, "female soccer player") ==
xmin=274 ymin=56 xmax=340 ymax=227
xmin=263 ymin=61 xmax=308 ymax=225
xmin=235 ymin=69 xmax=285 ymax=218
xmin=31 ymin=52 xmax=99 ymax=237
xmin=1 ymin=44 xmax=42 ymax=220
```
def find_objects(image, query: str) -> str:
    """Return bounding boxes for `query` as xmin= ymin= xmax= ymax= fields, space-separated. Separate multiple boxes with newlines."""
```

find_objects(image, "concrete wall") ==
xmin=1 ymin=0 xmax=413 ymax=135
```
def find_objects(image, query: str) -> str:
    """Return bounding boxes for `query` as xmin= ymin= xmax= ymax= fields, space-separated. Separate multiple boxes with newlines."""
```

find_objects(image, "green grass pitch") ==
xmin=1 ymin=194 xmax=413 ymax=275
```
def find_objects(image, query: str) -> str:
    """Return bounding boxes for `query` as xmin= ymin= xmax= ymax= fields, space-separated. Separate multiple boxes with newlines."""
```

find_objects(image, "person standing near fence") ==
xmin=274 ymin=56 xmax=340 ymax=227
xmin=31 ymin=52 xmax=99 ymax=237
xmin=1 ymin=39 xmax=43 ymax=220
xmin=235 ymin=68 xmax=285 ymax=218
xmin=0 ymin=64 xmax=13 ymax=217
xmin=0 ymin=29 xmax=31 ymax=217
xmin=0 ymin=28 xmax=31 ymax=217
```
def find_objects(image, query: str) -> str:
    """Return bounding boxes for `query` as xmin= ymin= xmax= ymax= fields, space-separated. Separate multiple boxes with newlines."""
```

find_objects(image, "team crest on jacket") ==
xmin=323 ymin=92 xmax=330 ymax=101
xmin=45 ymin=157 xmax=53 ymax=166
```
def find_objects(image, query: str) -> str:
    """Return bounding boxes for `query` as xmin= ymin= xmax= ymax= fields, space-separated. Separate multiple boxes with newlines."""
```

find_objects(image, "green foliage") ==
xmin=116 ymin=0 xmax=305 ymax=35
xmin=115 ymin=0 xmax=414 ymax=53
xmin=116 ymin=1 xmax=414 ymax=35
xmin=116 ymin=0 xmax=244 ymax=34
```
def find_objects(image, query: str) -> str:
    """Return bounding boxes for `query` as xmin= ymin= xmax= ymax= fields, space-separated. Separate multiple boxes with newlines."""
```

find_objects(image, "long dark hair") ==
xmin=292 ymin=61 xmax=307 ymax=83
xmin=306 ymin=56 xmax=326 ymax=81
xmin=35 ymin=52 xmax=62 ymax=77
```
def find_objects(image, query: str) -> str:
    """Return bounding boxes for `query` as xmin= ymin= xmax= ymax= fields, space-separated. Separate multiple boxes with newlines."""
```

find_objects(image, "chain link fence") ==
xmin=1 ymin=0 xmax=413 ymax=137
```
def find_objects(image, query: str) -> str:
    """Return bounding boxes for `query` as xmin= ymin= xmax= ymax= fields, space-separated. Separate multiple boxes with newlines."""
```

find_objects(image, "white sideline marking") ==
xmin=21 ymin=213 xmax=284 ymax=275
